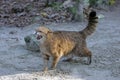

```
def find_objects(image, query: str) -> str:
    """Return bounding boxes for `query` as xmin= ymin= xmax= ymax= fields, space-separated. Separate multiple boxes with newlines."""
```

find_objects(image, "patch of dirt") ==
xmin=0 ymin=0 xmax=72 ymax=27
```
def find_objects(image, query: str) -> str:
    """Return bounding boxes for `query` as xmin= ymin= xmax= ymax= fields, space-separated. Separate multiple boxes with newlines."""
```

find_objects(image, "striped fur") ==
xmin=81 ymin=11 xmax=98 ymax=37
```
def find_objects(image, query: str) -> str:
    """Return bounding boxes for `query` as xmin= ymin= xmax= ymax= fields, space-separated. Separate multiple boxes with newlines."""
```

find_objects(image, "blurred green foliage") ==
xmin=109 ymin=0 xmax=115 ymax=5
xmin=45 ymin=1 xmax=62 ymax=10
xmin=50 ymin=2 xmax=62 ymax=10
xmin=89 ymin=0 xmax=98 ymax=6
xmin=67 ymin=6 xmax=78 ymax=16
xmin=89 ymin=0 xmax=116 ymax=6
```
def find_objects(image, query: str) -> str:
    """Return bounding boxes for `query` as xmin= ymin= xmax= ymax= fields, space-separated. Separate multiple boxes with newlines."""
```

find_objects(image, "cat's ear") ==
xmin=47 ymin=28 xmax=52 ymax=33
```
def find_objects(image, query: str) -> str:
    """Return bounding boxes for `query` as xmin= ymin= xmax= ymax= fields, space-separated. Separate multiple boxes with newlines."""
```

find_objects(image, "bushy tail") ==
xmin=81 ymin=11 xmax=98 ymax=37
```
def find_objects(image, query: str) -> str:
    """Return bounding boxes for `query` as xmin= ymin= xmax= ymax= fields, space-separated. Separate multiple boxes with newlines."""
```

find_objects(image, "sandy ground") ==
xmin=0 ymin=5 xmax=120 ymax=80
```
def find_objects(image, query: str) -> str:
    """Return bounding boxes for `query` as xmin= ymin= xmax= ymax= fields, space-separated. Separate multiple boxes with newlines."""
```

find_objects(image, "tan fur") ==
xmin=36 ymin=11 xmax=98 ymax=71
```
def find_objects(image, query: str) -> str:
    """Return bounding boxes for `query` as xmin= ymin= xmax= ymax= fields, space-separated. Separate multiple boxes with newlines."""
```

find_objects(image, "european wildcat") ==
xmin=36 ymin=11 xmax=98 ymax=71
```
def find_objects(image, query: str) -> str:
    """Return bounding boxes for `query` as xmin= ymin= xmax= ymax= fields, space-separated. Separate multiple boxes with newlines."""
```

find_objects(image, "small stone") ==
xmin=98 ymin=14 xmax=105 ymax=19
xmin=9 ymin=31 xmax=17 ymax=34
xmin=24 ymin=34 xmax=40 ymax=51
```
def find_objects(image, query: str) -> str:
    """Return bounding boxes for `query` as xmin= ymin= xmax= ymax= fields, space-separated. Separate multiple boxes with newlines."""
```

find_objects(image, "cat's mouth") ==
xmin=37 ymin=35 xmax=43 ymax=40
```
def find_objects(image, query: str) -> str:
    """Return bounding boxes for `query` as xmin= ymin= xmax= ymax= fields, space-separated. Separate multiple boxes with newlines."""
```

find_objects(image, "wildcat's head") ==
xmin=35 ymin=26 xmax=52 ymax=40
